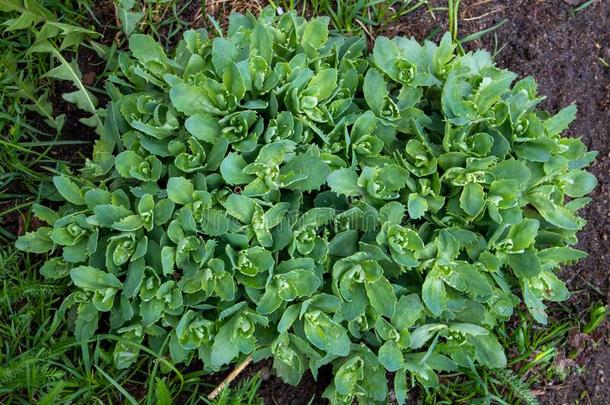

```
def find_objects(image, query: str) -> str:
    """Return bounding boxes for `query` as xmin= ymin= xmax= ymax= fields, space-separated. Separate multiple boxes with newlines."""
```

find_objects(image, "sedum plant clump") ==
xmin=16 ymin=7 xmax=597 ymax=404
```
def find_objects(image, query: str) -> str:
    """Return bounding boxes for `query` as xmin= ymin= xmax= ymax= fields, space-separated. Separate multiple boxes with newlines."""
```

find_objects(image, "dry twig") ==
xmin=207 ymin=355 xmax=253 ymax=400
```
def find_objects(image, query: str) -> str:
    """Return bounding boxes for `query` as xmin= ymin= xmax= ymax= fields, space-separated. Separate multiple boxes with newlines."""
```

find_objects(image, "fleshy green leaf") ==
xmin=220 ymin=153 xmax=256 ymax=185
xmin=469 ymin=334 xmax=507 ymax=368
xmin=166 ymin=177 xmax=194 ymax=205
xmin=422 ymin=272 xmax=447 ymax=316
xmin=185 ymin=113 xmax=221 ymax=143
xmin=326 ymin=168 xmax=361 ymax=197
xmin=53 ymin=176 xmax=84 ymax=205
xmin=378 ymin=340 xmax=403 ymax=371
xmin=460 ymin=182 xmax=485 ymax=216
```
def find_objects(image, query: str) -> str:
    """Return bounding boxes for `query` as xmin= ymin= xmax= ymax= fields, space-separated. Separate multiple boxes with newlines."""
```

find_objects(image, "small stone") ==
xmin=83 ymin=71 xmax=96 ymax=86
xmin=260 ymin=367 xmax=272 ymax=381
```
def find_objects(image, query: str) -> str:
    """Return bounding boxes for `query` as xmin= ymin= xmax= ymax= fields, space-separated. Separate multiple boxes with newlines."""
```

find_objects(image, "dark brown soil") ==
xmin=245 ymin=360 xmax=332 ymax=405
xmin=7 ymin=0 xmax=608 ymax=403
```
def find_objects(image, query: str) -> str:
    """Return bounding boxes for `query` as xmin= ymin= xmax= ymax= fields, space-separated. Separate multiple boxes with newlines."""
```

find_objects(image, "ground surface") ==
xmin=4 ymin=0 xmax=609 ymax=403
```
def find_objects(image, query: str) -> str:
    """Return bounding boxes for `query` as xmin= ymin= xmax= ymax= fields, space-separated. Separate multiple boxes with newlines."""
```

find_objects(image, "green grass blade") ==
xmin=93 ymin=364 xmax=139 ymax=405
xmin=461 ymin=19 xmax=508 ymax=44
